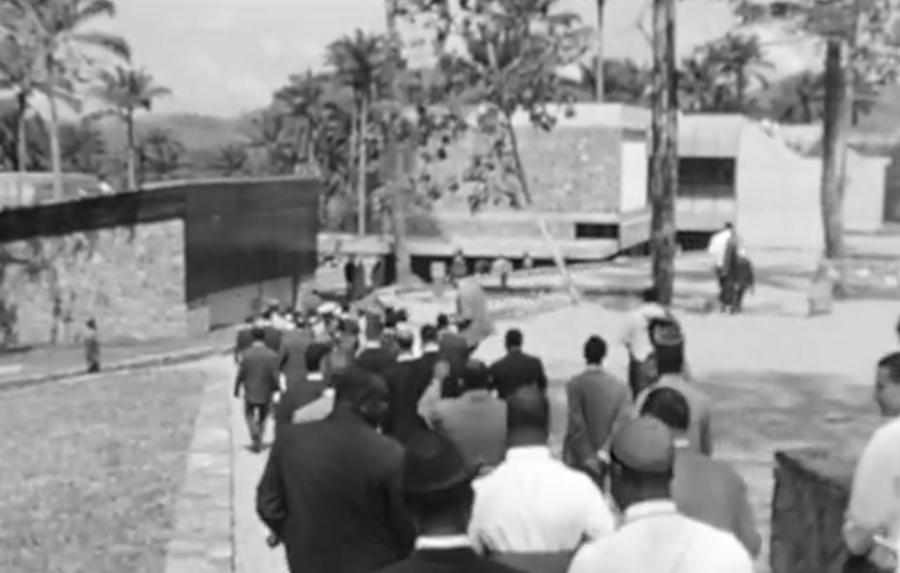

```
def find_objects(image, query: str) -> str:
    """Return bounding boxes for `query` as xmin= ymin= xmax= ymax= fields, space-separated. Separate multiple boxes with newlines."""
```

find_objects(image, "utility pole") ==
xmin=649 ymin=0 xmax=678 ymax=304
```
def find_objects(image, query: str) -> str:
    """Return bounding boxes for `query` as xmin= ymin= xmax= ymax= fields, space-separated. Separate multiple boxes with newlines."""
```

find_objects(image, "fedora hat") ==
xmin=402 ymin=431 xmax=478 ymax=499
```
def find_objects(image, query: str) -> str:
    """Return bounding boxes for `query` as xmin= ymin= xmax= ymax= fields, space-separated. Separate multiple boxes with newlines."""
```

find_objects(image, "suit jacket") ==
xmin=263 ymin=325 xmax=283 ymax=354
xmin=456 ymin=278 xmax=494 ymax=347
xmin=235 ymin=343 xmax=281 ymax=405
xmin=234 ymin=327 xmax=253 ymax=361
xmin=374 ymin=547 xmax=521 ymax=573
xmin=563 ymin=367 xmax=632 ymax=470
xmin=357 ymin=344 xmax=397 ymax=377
xmin=489 ymin=351 xmax=548 ymax=400
xmin=672 ymin=447 xmax=762 ymax=557
xmin=429 ymin=390 xmax=507 ymax=469
xmin=383 ymin=358 xmax=430 ymax=443
xmin=257 ymin=411 xmax=415 ymax=573
xmin=438 ymin=333 xmax=469 ymax=398
xmin=280 ymin=329 xmax=312 ymax=388
xmin=635 ymin=374 xmax=714 ymax=455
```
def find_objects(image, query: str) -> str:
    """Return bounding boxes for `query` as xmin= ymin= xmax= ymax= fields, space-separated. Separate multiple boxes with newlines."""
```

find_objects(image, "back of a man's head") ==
xmin=641 ymin=387 xmax=691 ymax=433
xmin=365 ymin=313 xmax=385 ymax=340
xmin=333 ymin=366 xmax=384 ymax=406
xmin=421 ymin=324 xmax=438 ymax=344
xmin=436 ymin=314 xmax=450 ymax=330
xmin=583 ymin=335 xmax=607 ymax=366
xmin=462 ymin=360 xmax=492 ymax=392
xmin=641 ymin=287 xmax=660 ymax=304
xmin=505 ymin=328 xmax=524 ymax=349
xmin=506 ymin=385 xmax=549 ymax=437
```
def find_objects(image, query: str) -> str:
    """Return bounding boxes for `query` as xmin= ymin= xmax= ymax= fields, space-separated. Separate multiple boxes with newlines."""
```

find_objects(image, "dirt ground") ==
xmin=470 ymin=297 xmax=896 ymax=570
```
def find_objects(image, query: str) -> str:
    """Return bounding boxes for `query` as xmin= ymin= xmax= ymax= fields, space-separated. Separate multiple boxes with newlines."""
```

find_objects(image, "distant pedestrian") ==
xmin=730 ymin=250 xmax=755 ymax=314
xmin=708 ymin=222 xmax=739 ymax=312
xmin=84 ymin=319 xmax=100 ymax=374
xmin=451 ymin=249 xmax=468 ymax=280
xmin=493 ymin=257 xmax=512 ymax=290
xmin=234 ymin=315 xmax=255 ymax=364
xmin=455 ymin=275 xmax=494 ymax=354
xmin=522 ymin=252 xmax=534 ymax=270
xmin=489 ymin=329 xmax=548 ymax=399
xmin=234 ymin=326 xmax=281 ymax=453
xmin=620 ymin=287 xmax=669 ymax=399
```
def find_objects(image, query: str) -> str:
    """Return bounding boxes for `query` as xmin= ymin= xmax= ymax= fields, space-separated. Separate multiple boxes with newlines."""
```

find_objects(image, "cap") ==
xmin=610 ymin=417 xmax=675 ymax=474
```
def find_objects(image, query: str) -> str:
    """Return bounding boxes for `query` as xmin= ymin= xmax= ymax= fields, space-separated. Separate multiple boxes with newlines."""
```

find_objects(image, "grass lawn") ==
xmin=545 ymin=369 xmax=881 ymax=570
xmin=0 ymin=366 xmax=207 ymax=573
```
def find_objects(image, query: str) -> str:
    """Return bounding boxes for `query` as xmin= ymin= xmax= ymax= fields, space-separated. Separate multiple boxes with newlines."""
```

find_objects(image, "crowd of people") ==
xmin=231 ymin=272 xmax=900 ymax=573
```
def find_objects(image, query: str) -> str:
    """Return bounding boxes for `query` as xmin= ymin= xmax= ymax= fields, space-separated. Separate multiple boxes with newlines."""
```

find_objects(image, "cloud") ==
xmin=259 ymin=38 xmax=284 ymax=59
xmin=196 ymin=8 xmax=236 ymax=31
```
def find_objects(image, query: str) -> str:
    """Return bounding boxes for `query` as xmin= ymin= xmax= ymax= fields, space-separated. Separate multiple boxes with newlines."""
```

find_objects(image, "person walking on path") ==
xmin=708 ymin=222 xmax=739 ymax=313
xmin=729 ymin=250 xmax=755 ymax=314
xmin=567 ymin=417 xmax=754 ymax=573
xmin=257 ymin=367 xmax=415 ymax=573
xmin=455 ymin=274 xmax=495 ymax=354
xmin=84 ymin=318 xmax=101 ymax=373
xmin=419 ymin=360 xmax=507 ymax=472
xmin=489 ymin=329 xmax=548 ymax=399
xmin=621 ymin=288 xmax=669 ymax=398
xmin=469 ymin=387 xmax=614 ymax=573
xmin=641 ymin=387 xmax=761 ymax=557
xmin=844 ymin=351 xmax=900 ymax=571
xmin=235 ymin=326 xmax=282 ymax=453
xmin=373 ymin=430 xmax=521 ymax=573
xmin=280 ymin=315 xmax=312 ymax=389
xmin=563 ymin=335 xmax=632 ymax=484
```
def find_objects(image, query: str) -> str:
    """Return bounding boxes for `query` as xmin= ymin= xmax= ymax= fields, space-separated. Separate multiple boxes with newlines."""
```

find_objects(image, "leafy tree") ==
xmin=703 ymin=33 xmax=770 ymax=110
xmin=89 ymin=65 xmax=171 ymax=190
xmin=564 ymin=58 xmax=651 ymax=103
xmin=738 ymin=0 xmax=900 ymax=259
xmin=137 ymin=128 xmax=184 ymax=183
xmin=1 ymin=0 xmax=130 ymax=199
xmin=58 ymin=118 xmax=105 ymax=174
xmin=398 ymin=0 xmax=593 ymax=299
xmin=678 ymin=53 xmax=734 ymax=112
xmin=211 ymin=142 xmax=249 ymax=177
xmin=0 ymin=34 xmax=41 ymax=172
xmin=325 ymin=30 xmax=387 ymax=234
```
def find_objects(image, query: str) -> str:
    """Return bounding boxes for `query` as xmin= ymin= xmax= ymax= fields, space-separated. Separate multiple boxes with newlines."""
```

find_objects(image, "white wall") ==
xmin=620 ymin=139 xmax=649 ymax=212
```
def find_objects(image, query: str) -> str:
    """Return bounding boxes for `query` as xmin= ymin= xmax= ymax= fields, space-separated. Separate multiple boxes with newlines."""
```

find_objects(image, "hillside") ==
xmin=96 ymin=112 xmax=252 ymax=152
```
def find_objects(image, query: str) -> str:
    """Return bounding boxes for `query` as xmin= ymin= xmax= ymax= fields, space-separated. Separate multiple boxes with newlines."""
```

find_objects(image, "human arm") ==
xmin=698 ymin=404 xmax=714 ymax=457
xmin=535 ymin=358 xmax=549 ymax=393
xmin=565 ymin=382 xmax=597 ymax=473
xmin=418 ymin=360 xmax=448 ymax=425
xmin=844 ymin=427 xmax=898 ymax=556
xmin=234 ymin=360 xmax=247 ymax=398
xmin=256 ymin=434 xmax=288 ymax=539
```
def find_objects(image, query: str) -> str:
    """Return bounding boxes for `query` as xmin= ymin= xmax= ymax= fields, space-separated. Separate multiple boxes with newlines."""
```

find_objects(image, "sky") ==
xmin=98 ymin=0 xmax=814 ymax=117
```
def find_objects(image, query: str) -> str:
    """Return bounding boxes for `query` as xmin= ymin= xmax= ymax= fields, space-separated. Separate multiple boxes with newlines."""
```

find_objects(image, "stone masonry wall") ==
xmin=0 ymin=220 xmax=187 ymax=346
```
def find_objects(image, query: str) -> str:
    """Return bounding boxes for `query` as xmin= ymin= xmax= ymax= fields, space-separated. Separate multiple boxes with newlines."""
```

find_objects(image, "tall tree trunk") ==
xmin=126 ymin=113 xmax=137 ymax=191
xmin=594 ymin=0 xmax=605 ymax=102
xmin=820 ymin=39 xmax=850 ymax=259
xmin=14 ymin=91 xmax=29 ymax=207
xmin=46 ymin=68 xmax=64 ymax=201
xmin=384 ymin=0 xmax=413 ymax=285
xmin=357 ymin=96 xmax=368 ymax=236
xmin=736 ymin=68 xmax=746 ymax=111
xmin=650 ymin=0 xmax=678 ymax=305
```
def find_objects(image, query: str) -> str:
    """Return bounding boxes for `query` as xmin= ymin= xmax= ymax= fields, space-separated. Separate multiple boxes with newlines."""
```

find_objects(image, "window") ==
xmin=678 ymin=157 xmax=736 ymax=198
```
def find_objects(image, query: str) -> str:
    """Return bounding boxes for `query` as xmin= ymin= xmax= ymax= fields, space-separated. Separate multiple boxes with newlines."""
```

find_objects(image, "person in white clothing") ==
xmin=568 ymin=417 xmax=754 ymax=573
xmin=707 ymin=222 xmax=738 ymax=312
xmin=469 ymin=386 xmax=615 ymax=571
xmin=844 ymin=351 xmax=900 ymax=571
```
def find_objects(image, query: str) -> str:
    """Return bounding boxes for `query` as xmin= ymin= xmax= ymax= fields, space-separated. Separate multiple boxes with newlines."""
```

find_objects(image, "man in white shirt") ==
xmin=568 ymin=417 xmax=754 ymax=573
xmin=469 ymin=386 xmax=615 ymax=572
xmin=707 ymin=222 xmax=737 ymax=312
xmin=620 ymin=287 xmax=668 ymax=398
xmin=844 ymin=351 xmax=900 ymax=571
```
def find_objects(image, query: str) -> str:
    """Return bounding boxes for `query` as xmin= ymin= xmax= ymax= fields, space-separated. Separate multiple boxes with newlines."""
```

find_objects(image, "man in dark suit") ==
xmin=383 ymin=329 xmax=429 ymax=443
xmin=234 ymin=315 xmax=255 ymax=364
xmin=436 ymin=314 xmax=469 ymax=398
xmin=257 ymin=367 xmax=415 ymax=573
xmin=420 ymin=360 xmax=507 ymax=470
xmin=261 ymin=308 xmax=283 ymax=354
xmin=357 ymin=314 xmax=397 ymax=376
xmin=373 ymin=430 xmax=520 ymax=573
xmin=234 ymin=326 xmax=282 ymax=452
xmin=489 ymin=329 xmax=548 ymax=399
xmin=280 ymin=316 xmax=312 ymax=389
xmin=416 ymin=324 xmax=441 ymax=392
xmin=641 ymin=387 xmax=761 ymax=557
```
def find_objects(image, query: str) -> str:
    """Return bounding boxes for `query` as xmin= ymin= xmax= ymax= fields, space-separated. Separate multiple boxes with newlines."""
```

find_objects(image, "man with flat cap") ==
xmin=641 ymin=387 xmax=761 ymax=557
xmin=373 ymin=430 xmax=521 ymax=573
xmin=568 ymin=417 xmax=754 ymax=573
xmin=257 ymin=367 xmax=415 ymax=573
xmin=470 ymin=386 xmax=614 ymax=573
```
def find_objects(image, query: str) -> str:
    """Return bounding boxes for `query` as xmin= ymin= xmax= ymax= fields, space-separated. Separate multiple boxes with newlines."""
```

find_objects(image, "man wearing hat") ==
xmin=469 ymin=386 xmax=614 ymax=573
xmin=373 ymin=431 xmax=520 ymax=573
xmin=634 ymin=332 xmax=712 ymax=456
xmin=567 ymin=417 xmax=754 ymax=573
xmin=382 ymin=326 xmax=430 ymax=443
xmin=257 ymin=367 xmax=414 ymax=573
xmin=641 ymin=387 xmax=761 ymax=557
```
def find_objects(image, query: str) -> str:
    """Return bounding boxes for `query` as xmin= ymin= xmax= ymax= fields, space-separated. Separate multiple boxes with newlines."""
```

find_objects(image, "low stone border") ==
xmin=163 ymin=361 xmax=234 ymax=573
xmin=0 ymin=345 xmax=230 ymax=394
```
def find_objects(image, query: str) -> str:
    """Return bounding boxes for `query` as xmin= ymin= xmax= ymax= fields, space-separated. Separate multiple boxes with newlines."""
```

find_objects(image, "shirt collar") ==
xmin=415 ymin=535 xmax=471 ymax=550
xmin=505 ymin=445 xmax=551 ymax=463
xmin=397 ymin=352 xmax=416 ymax=363
xmin=422 ymin=343 xmax=439 ymax=354
xmin=673 ymin=437 xmax=690 ymax=449
xmin=623 ymin=499 xmax=678 ymax=524
xmin=364 ymin=340 xmax=381 ymax=350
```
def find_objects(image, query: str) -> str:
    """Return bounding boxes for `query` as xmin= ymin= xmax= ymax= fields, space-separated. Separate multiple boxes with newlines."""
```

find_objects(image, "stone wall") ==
xmin=0 ymin=220 xmax=187 ymax=346
xmin=770 ymin=448 xmax=887 ymax=573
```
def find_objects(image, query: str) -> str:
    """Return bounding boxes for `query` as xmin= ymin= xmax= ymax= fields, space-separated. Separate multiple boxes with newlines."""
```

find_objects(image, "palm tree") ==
xmin=3 ymin=0 xmax=130 ymax=199
xmin=58 ymin=118 xmax=104 ymax=174
xmin=137 ymin=128 xmax=184 ymax=182
xmin=212 ymin=143 xmax=248 ymax=177
xmin=90 ymin=66 xmax=170 ymax=190
xmin=0 ymin=35 xmax=38 ymax=172
xmin=703 ymin=34 xmax=771 ymax=112
xmin=272 ymin=71 xmax=325 ymax=175
xmin=325 ymin=30 xmax=387 ymax=235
